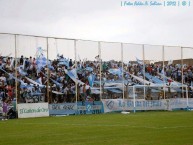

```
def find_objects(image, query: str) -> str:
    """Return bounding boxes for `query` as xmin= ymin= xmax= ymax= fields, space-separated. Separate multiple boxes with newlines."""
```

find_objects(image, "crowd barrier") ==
xmin=1 ymin=98 xmax=192 ymax=118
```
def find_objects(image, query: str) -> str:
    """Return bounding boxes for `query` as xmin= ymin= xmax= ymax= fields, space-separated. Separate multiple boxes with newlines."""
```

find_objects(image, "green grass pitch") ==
xmin=1 ymin=111 xmax=193 ymax=145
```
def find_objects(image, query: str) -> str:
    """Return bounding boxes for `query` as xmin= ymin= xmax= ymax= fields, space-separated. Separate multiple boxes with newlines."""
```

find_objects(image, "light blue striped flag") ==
xmin=36 ymin=56 xmax=47 ymax=71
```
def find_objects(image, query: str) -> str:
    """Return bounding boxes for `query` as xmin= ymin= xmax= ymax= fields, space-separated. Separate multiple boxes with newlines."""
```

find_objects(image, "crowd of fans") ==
xmin=0 ymin=54 xmax=193 ymax=106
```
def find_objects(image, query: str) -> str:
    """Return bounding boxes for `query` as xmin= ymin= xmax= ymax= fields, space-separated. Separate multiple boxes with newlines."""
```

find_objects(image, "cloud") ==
xmin=0 ymin=0 xmax=193 ymax=48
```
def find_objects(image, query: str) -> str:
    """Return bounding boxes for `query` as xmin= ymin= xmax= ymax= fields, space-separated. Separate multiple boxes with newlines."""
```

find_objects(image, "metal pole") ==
xmin=55 ymin=39 xmax=58 ymax=58
xmin=142 ymin=45 xmax=146 ymax=99
xmin=181 ymin=47 xmax=184 ymax=98
xmin=121 ymin=43 xmax=125 ymax=111
xmin=99 ymin=42 xmax=102 ymax=101
xmin=74 ymin=40 xmax=78 ymax=105
xmin=186 ymin=85 xmax=189 ymax=110
xmin=15 ymin=34 xmax=18 ymax=111
xmin=163 ymin=46 xmax=166 ymax=99
xmin=1 ymin=32 xmax=193 ymax=49
xmin=133 ymin=86 xmax=136 ymax=113
xmin=46 ymin=38 xmax=50 ymax=103
xmin=121 ymin=43 xmax=124 ymax=100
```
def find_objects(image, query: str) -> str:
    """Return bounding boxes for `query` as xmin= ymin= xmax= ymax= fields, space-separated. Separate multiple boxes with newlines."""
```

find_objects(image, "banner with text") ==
xmin=49 ymin=103 xmax=77 ymax=115
xmin=49 ymin=101 xmax=103 ymax=115
xmin=102 ymin=98 xmax=193 ymax=113
xmin=18 ymin=103 xmax=49 ymax=118
xmin=77 ymin=101 xmax=103 ymax=114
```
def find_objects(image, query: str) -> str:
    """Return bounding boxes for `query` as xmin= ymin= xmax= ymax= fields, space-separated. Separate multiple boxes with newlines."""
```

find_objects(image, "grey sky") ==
xmin=0 ymin=0 xmax=193 ymax=61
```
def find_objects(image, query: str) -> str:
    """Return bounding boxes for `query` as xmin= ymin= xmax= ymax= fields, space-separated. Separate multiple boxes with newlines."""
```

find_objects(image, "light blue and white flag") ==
xmin=23 ymin=58 xmax=26 ymax=70
xmin=58 ymin=58 xmax=69 ymax=68
xmin=168 ymin=60 xmax=173 ymax=65
xmin=136 ymin=57 xmax=143 ymax=65
xmin=88 ymin=74 xmax=95 ymax=87
xmin=41 ymin=71 xmax=62 ymax=87
xmin=85 ymin=67 xmax=93 ymax=72
xmin=69 ymin=69 xmax=78 ymax=79
xmin=48 ymin=64 xmax=54 ymax=70
xmin=10 ymin=58 xmax=15 ymax=68
xmin=36 ymin=56 xmax=47 ymax=71
xmin=36 ymin=47 xmax=49 ymax=71
xmin=36 ymin=47 xmax=45 ymax=58
xmin=25 ymin=76 xmax=45 ymax=88
xmin=108 ymin=68 xmax=122 ymax=76
xmin=0 ymin=67 xmax=26 ymax=85
xmin=36 ymin=77 xmax=42 ymax=85
xmin=18 ymin=66 xmax=27 ymax=76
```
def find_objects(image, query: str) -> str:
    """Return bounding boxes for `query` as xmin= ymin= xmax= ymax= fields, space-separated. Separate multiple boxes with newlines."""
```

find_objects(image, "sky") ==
xmin=0 ymin=0 xmax=193 ymax=61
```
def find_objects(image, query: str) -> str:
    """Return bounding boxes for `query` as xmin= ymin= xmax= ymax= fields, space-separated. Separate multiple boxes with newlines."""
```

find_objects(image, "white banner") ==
xmin=187 ymin=98 xmax=193 ymax=108
xmin=102 ymin=99 xmax=168 ymax=113
xmin=18 ymin=103 xmax=49 ymax=118
xmin=169 ymin=98 xmax=187 ymax=109
xmin=102 ymin=98 xmax=193 ymax=113
xmin=169 ymin=98 xmax=193 ymax=109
